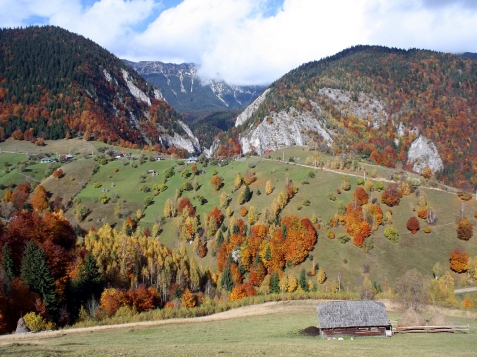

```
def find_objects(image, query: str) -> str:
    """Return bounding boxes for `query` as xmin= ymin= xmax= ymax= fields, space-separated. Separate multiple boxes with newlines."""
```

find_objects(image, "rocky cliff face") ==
xmin=237 ymin=87 xmax=444 ymax=176
xmin=407 ymin=135 xmax=444 ymax=174
xmin=123 ymin=60 xmax=266 ymax=113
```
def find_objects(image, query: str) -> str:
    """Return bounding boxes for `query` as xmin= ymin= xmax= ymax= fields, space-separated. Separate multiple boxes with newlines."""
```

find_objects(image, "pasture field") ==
xmin=0 ymin=141 xmax=476 ymax=286
xmin=0 ymin=301 xmax=475 ymax=357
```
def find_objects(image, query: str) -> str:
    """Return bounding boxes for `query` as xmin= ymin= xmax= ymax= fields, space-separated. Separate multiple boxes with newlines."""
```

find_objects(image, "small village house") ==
xmin=316 ymin=301 xmax=392 ymax=338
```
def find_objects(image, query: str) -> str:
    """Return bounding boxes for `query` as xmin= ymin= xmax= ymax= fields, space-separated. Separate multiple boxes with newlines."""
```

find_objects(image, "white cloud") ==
xmin=1 ymin=0 xmax=477 ymax=85
xmin=128 ymin=0 xmax=370 ymax=85
xmin=364 ymin=0 xmax=477 ymax=54
xmin=49 ymin=0 xmax=156 ymax=53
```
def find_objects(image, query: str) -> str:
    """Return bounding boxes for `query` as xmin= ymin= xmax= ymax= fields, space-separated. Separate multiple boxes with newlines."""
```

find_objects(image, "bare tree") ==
xmin=394 ymin=269 xmax=428 ymax=311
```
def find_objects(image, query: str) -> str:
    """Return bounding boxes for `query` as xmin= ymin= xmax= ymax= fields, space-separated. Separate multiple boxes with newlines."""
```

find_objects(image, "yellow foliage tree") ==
xmin=234 ymin=173 xmax=242 ymax=191
xmin=317 ymin=268 xmax=326 ymax=284
xmin=265 ymin=180 xmax=273 ymax=195
xmin=181 ymin=288 xmax=196 ymax=307
xmin=287 ymin=275 xmax=297 ymax=292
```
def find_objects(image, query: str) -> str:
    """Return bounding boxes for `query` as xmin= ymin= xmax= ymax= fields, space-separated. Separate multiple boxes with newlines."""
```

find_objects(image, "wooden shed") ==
xmin=316 ymin=301 xmax=392 ymax=338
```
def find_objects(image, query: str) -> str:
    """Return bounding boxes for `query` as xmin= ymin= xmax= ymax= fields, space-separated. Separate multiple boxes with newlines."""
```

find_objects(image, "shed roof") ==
xmin=316 ymin=301 xmax=390 ymax=328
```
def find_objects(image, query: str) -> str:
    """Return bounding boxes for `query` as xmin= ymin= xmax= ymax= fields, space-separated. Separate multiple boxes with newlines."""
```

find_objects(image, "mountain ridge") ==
xmin=123 ymin=59 xmax=267 ymax=119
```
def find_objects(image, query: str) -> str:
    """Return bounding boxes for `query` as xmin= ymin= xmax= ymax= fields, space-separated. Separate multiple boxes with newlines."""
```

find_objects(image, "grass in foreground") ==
xmin=1 ymin=308 xmax=476 ymax=357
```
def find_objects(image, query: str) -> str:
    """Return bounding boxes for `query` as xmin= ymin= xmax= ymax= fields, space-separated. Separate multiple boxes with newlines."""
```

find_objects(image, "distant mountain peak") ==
xmin=123 ymin=59 xmax=266 ymax=118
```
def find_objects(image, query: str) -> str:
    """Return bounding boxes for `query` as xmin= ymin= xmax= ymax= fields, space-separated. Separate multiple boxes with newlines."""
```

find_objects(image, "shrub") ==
xmin=417 ymin=209 xmax=428 ymax=219
xmin=327 ymin=230 xmax=335 ymax=239
xmin=93 ymin=182 xmax=102 ymax=188
xmin=23 ymin=312 xmax=56 ymax=332
xmin=326 ymin=192 xmax=336 ymax=201
xmin=240 ymin=207 xmax=248 ymax=217
xmin=99 ymin=193 xmax=110 ymax=204
xmin=338 ymin=233 xmax=350 ymax=244
xmin=114 ymin=167 xmax=119 ymax=173
xmin=423 ymin=227 xmax=431 ymax=233
xmin=308 ymin=171 xmax=315 ymax=178
xmin=357 ymin=177 xmax=365 ymax=185
xmin=384 ymin=226 xmax=399 ymax=242
xmin=374 ymin=181 xmax=385 ymax=192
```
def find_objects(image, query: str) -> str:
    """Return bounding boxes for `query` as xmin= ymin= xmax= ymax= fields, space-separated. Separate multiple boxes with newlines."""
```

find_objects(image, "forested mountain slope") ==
xmin=225 ymin=46 xmax=477 ymax=189
xmin=0 ymin=26 xmax=199 ymax=154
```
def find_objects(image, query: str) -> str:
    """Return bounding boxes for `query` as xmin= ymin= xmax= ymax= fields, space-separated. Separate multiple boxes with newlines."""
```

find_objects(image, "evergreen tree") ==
xmin=220 ymin=267 xmax=234 ymax=292
xmin=299 ymin=269 xmax=309 ymax=292
xmin=270 ymin=271 xmax=280 ymax=294
xmin=243 ymin=184 xmax=251 ymax=202
xmin=216 ymin=230 xmax=224 ymax=249
xmin=79 ymin=253 xmax=104 ymax=300
xmin=1 ymin=243 xmax=15 ymax=279
xmin=20 ymin=240 xmax=58 ymax=318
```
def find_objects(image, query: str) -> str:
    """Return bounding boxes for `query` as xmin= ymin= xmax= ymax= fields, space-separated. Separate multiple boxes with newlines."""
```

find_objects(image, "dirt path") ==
xmin=1 ymin=298 xmax=475 ymax=345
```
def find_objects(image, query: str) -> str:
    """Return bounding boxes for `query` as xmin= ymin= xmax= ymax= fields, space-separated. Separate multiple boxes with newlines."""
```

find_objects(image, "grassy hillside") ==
xmin=1 ymin=304 xmax=476 ymax=357
xmin=1 ymin=139 xmax=476 ymax=290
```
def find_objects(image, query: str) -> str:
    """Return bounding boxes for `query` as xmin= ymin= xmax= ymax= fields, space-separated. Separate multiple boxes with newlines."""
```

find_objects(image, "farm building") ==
xmin=316 ymin=301 xmax=392 ymax=338
xmin=187 ymin=157 xmax=197 ymax=164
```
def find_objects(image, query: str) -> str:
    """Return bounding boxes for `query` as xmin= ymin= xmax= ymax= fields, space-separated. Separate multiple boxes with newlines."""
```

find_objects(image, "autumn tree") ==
xmin=457 ymin=219 xmax=473 ymax=240
xmin=341 ymin=176 xmax=351 ymax=191
xmin=243 ymin=169 xmax=256 ymax=185
xmin=234 ymin=173 xmax=242 ymax=191
xmin=247 ymin=206 xmax=258 ymax=225
xmin=406 ymin=216 xmax=420 ymax=234
xmin=354 ymin=187 xmax=369 ymax=206
xmin=450 ymin=248 xmax=468 ymax=273
xmin=219 ymin=191 xmax=229 ymax=208
xmin=381 ymin=183 xmax=400 ymax=207
xmin=31 ymin=185 xmax=49 ymax=213
xmin=163 ymin=199 xmax=172 ymax=218
xmin=181 ymin=288 xmax=196 ymax=307
xmin=52 ymin=168 xmax=63 ymax=180
xmin=422 ymin=166 xmax=432 ymax=179
xmin=210 ymin=175 xmax=223 ymax=191
xmin=265 ymin=180 xmax=273 ymax=195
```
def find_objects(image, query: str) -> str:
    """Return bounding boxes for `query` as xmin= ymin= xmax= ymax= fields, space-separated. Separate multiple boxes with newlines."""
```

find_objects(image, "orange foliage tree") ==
xmin=450 ymin=248 xmax=468 ymax=273
xmin=381 ymin=183 xmax=400 ymax=207
xmin=354 ymin=187 xmax=369 ymax=206
xmin=240 ymin=206 xmax=248 ymax=217
xmin=178 ymin=197 xmax=195 ymax=217
xmin=208 ymin=206 xmax=223 ymax=227
xmin=229 ymin=282 xmax=257 ymax=301
xmin=282 ymin=215 xmax=317 ymax=265
xmin=180 ymin=288 xmax=196 ymax=307
xmin=52 ymin=168 xmax=63 ymax=180
xmin=210 ymin=175 xmax=223 ymax=191
xmin=31 ymin=185 xmax=49 ymax=213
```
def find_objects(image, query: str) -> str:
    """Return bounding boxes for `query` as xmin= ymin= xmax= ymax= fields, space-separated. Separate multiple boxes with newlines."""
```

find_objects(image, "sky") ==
xmin=1 ymin=0 xmax=477 ymax=85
